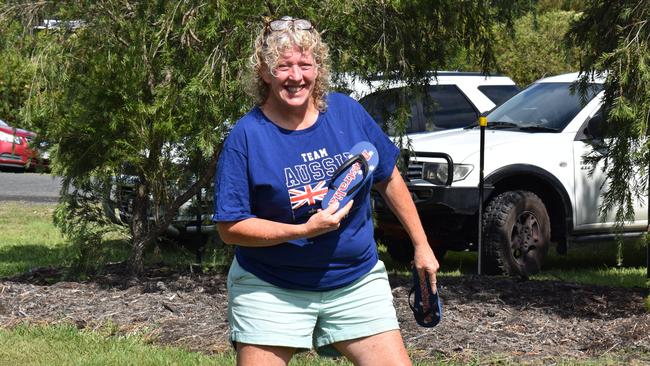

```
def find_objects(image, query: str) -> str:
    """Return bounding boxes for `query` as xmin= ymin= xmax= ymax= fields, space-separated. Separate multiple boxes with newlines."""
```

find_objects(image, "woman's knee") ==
xmin=236 ymin=343 xmax=295 ymax=366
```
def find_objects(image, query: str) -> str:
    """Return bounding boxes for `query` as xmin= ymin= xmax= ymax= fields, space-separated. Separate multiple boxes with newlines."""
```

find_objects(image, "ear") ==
xmin=261 ymin=64 xmax=273 ymax=84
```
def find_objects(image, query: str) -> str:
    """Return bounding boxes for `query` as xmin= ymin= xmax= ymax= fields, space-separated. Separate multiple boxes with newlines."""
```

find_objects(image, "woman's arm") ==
xmin=217 ymin=200 xmax=354 ymax=247
xmin=374 ymin=166 xmax=439 ymax=282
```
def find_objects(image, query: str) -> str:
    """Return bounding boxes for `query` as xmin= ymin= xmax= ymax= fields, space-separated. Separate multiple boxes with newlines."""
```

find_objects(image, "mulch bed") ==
xmin=1 ymin=264 xmax=649 ymax=364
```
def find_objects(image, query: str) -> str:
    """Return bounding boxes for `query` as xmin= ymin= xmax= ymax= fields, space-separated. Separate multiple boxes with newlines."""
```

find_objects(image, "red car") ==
xmin=0 ymin=119 xmax=49 ymax=171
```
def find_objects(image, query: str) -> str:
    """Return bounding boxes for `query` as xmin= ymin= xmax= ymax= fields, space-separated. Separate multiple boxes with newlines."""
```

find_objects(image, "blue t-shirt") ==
xmin=213 ymin=92 xmax=399 ymax=291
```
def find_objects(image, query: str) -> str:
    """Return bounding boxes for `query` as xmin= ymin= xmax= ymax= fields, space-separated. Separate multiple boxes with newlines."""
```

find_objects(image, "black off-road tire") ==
xmin=482 ymin=190 xmax=550 ymax=277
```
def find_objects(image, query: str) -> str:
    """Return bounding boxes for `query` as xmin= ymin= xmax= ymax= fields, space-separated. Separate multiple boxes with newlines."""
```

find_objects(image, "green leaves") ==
xmin=569 ymin=0 xmax=650 ymax=223
xmin=1 ymin=0 xmax=531 ymax=274
xmin=492 ymin=10 xmax=581 ymax=86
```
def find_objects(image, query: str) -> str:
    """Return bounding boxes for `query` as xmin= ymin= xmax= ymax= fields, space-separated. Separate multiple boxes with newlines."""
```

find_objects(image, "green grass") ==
xmin=0 ymin=324 xmax=355 ymax=366
xmin=532 ymin=266 xmax=646 ymax=287
xmin=1 ymin=324 xmax=646 ymax=366
xmin=531 ymin=240 xmax=647 ymax=287
xmin=0 ymin=324 xmax=230 ymax=365
xmin=0 ymin=202 xmax=217 ymax=278
xmin=0 ymin=202 xmax=140 ymax=278
xmin=0 ymin=202 xmax=67 ymax=277
xmin=381 ymin=241 xmax=648 ymax=288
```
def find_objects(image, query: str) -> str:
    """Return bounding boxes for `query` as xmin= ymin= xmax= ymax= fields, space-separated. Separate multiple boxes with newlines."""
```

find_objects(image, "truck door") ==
xmin=572 ymin=108 xmax=647 ymax=231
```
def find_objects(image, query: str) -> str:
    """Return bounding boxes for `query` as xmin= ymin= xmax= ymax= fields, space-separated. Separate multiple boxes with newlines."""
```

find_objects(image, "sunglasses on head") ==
xmin=266 ymin=16 xmax=312 ymax=32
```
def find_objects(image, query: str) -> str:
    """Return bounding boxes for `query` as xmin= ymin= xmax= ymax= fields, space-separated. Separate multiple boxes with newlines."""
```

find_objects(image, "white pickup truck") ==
xmin=374 ymin=73 xmax=647 ymax=277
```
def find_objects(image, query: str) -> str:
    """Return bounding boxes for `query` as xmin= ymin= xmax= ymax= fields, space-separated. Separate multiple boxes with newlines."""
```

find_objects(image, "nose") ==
xmin=288 ymin=65 xmax=302 ymax=81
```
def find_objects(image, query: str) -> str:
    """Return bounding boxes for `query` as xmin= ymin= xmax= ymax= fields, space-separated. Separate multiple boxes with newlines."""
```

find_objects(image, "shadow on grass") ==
xmin=0 ymin=244 xmax=67 ymax=278
xmin=0 ymin=238 xmax=131 ymax=282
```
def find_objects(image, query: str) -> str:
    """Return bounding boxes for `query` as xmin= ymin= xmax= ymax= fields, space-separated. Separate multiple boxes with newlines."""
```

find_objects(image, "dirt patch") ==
xmin=1 ymin=264 xmax=648 ymax=364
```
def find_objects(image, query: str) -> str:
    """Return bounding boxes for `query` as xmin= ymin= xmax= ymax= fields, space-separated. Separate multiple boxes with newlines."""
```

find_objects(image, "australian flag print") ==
xmin=288 ymin=180 xmax=328 ymax=210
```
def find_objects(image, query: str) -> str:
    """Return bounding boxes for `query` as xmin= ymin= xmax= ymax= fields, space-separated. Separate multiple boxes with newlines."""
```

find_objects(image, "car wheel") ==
xmin=482 ymin=190 xmax=550 ymax=277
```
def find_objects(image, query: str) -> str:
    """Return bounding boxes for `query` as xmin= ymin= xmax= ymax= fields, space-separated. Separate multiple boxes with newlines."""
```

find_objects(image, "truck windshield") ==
xmin=486 ymin=82 xmax=602 ymax=131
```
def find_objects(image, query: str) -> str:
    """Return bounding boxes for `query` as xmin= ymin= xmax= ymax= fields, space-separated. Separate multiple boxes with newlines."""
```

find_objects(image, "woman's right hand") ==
xmin=217 ymin=200 xmax=354 ymax=246
xmin=303 ymin=200 xmax=354 ymax=238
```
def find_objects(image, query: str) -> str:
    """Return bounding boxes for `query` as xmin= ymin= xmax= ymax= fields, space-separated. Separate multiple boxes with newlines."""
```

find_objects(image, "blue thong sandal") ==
xmin=409 ymin=266 xmax=442 ymax=327
xmin=322 ymin=141 xmax=378 ymax=211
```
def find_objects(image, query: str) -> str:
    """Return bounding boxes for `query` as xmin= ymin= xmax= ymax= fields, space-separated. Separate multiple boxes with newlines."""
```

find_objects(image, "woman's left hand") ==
xmin=413 ymin=244 xmax=439 ymax=292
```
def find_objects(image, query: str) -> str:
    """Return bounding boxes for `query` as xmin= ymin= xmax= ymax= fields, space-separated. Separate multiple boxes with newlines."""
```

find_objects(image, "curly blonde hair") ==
xmin=248 ymin=18 xmax=330 ymax=111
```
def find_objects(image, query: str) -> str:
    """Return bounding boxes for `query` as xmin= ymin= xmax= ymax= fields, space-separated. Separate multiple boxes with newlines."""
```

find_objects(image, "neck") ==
xmin=261 ymin=99 xmax=319 ymax=130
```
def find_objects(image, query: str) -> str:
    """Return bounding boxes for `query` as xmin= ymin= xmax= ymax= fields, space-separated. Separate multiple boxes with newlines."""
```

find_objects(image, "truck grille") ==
xmin=402 ymin=152 xmax=453 ymax=183
xmin=407 ymin=161 xmax=423 ymax=180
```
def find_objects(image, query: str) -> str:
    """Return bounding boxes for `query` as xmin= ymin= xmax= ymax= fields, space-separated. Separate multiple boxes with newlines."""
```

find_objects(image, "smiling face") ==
xmin=262 ymin=45 xmax=318 ymax=113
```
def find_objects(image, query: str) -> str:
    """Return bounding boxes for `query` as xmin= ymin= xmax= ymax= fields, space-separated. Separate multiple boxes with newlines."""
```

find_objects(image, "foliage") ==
xmin=426 ymin=8 xmax=582 ymax=86
xmin=52 ymin=176 xmax=128 ymax=275
xmin=536 ymin=0 xmax=587 ymax=13
xmin=492 ymin=10 xmax=581 ymax=86
xmin=319 ymin=0 xmax=530 ymax=80
xmin=2 ymin=0 xmax=531 ymax=275
xmin=0 ymin=21 xmax=35 ymax=125
xmin=5 ymin=1 xmax=250 ymax=275
xmin=568 ymin=1 xmax=650 ymax=227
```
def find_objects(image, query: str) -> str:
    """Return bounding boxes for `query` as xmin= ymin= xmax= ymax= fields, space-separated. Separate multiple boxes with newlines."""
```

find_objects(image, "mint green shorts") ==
xmin=227 ymin=258 xmax=400 ymax=356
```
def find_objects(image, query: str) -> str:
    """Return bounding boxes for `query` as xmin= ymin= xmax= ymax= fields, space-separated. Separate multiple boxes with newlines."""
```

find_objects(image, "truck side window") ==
xmin=586 ymin=110 xmax=605 ymax=139
xmin=576 ymin=108 xmax=605 ymax=141
xmin=359 ymin=88 xmax=419 ymax=135
xmin=477 ymin=85 xmax=521 ymax=106
xmin=422 ymin=85 xmax=478 ymax=130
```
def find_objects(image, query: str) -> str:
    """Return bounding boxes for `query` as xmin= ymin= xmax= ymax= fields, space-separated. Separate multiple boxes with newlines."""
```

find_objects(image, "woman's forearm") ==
xmin=217 ymin=217 xmax=310 ymax=247
xmin=216 ymin=200 xmax=353 ymax=247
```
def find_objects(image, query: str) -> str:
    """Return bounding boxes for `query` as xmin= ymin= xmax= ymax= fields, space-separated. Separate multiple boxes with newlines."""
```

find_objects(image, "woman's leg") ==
xmin=237 ymin=343 xmax=295 ymax=366
xmin=333 ymin=330 xmax=411 ymax=366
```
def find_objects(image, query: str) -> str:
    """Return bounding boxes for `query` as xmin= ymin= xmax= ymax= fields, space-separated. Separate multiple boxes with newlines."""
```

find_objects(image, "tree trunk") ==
xmin=128 ymin=182 xmax=150 ymax=276
xmin=125 ymin=147 xmax=221 ymax=276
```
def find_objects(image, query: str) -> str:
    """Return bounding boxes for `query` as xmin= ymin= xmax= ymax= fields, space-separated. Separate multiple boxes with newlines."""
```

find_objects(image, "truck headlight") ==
xmin=421 ymin=162 xmax=473 ymax=185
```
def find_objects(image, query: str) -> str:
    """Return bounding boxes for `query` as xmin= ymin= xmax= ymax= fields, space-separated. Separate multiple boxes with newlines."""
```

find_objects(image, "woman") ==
xmin=214 ymin=16 xmax=439 ymax=366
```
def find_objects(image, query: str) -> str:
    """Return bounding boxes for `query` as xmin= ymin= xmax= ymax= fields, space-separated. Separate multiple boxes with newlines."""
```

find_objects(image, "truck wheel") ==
xmin=482 ymin=190 xmax=550 ymax=277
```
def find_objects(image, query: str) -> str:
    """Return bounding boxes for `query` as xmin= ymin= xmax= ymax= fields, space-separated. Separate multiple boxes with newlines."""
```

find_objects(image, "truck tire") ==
xmin=482 ymin=190 xmax=550 ymax=277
